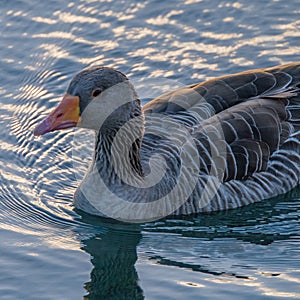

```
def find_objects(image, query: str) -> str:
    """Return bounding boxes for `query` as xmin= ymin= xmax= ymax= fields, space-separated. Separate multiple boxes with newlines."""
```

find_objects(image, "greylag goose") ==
xmin=34 ymin=63 xmax=300 ymax=222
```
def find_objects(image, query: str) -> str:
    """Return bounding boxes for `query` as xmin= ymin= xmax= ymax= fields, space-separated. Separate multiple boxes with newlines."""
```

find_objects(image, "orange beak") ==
xmin=34 ymin=94 xmax=80 ymax=136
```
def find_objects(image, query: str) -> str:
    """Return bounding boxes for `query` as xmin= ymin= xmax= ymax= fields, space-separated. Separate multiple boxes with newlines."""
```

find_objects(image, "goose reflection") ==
xmin=77 ymin=187 xmax=300 ymax=299
xmin=78 ymin=214 xmax=144 ymax=300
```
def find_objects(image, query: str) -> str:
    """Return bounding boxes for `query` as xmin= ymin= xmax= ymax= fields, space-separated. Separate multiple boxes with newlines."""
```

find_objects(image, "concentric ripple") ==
xmin=0 ymin=0 xmax=299 ymax=298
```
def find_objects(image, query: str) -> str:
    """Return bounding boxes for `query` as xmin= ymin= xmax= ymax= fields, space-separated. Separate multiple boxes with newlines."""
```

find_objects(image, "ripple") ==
xmin=2 ymin=0 xmax=299 ymax=239
xmin=1 ymin=0 xmax=299 ymax=222
xmin=0 ymin=0 xmax=299 ymax=298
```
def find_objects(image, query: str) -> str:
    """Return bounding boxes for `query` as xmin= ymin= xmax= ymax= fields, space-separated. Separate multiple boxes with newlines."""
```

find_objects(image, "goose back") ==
xmin=142 ymin=63 xmax=300 ymax=214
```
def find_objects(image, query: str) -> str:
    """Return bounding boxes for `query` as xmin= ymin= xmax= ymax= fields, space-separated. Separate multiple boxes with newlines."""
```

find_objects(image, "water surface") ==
xmin=0 ymin=0 xmax=300 ymax=299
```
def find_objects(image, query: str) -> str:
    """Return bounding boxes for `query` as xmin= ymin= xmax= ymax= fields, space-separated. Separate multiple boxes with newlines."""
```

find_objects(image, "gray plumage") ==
xmin=69 ymin=63 xmax=300 ymax=220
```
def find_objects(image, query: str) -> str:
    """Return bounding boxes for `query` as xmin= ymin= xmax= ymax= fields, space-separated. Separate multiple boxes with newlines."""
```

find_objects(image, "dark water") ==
xmin=0 ymin=0 xmax=300 ymax=299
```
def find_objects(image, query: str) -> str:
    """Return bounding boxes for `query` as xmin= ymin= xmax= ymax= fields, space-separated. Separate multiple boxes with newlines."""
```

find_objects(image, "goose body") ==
xmin=34 ymin=63 xmax=300 ymax=222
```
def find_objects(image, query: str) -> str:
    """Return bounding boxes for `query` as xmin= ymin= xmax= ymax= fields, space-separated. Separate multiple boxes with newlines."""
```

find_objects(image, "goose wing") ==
xmin=144 ymin=63 xmax=300 ymax=183
xmin=143 ymin=63 xmax=300 ymax=127
xmin=194 ymin=96 xmax=298 ymax=182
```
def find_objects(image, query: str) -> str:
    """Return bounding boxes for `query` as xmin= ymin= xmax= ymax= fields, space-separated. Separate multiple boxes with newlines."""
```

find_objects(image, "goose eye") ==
xmin=92 ymin=88 xmax=102 ymax=97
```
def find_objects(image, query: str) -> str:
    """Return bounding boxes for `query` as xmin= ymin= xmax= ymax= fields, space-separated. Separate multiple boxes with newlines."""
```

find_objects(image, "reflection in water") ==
xmin=0 ymin=0 xmax=299 ymax=298
xmin=79 ymin=216 xmax=144 ymax=300
xmin=77 ymin=187 xmax=300 ymax=299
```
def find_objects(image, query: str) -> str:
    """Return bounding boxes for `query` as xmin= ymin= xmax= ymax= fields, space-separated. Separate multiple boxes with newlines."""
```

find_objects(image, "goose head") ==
xmin=34 ymin=66 xmax=142 ymax=136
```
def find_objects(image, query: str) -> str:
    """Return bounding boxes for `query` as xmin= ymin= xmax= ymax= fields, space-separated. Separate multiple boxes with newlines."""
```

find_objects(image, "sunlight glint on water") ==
xmin=0 ymin=0 xmax=299 ymax=299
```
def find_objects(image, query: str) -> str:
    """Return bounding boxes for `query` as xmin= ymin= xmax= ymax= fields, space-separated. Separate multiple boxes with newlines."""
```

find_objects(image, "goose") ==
xmin=34 ymin=63 xmax=300 ymax=222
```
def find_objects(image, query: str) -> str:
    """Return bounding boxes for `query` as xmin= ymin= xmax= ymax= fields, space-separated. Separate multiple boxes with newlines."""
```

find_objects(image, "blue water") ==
xmin=0 ymin=0 xmax=300 ymax=299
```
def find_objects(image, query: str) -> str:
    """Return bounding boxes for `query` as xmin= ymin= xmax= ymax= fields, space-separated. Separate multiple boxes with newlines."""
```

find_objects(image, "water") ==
xmin=0 ymin=0 xmax=300 ymax=299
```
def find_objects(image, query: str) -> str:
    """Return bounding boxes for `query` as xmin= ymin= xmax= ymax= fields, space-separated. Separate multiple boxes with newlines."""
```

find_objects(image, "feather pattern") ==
xmin=62 ymin=63 xmax=300 ymax=220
